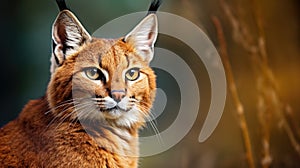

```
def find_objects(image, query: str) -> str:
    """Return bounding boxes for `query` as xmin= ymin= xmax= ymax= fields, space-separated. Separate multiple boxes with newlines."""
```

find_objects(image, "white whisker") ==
xmin=137 ymin=105 xmax=164 ymax=145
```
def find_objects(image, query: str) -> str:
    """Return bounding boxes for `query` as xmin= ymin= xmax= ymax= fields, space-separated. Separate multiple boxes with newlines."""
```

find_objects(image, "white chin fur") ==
xmin=115 ymin=107 xmax=141 ymax=127
xmin=77 ymin=105 xmax=141 ymax=128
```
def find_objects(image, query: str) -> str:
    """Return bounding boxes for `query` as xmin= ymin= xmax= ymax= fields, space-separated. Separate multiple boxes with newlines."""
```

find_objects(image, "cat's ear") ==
xmin=51 ymin=10 xmax=91 ymax=73
xmin=124 ymin=14 xmax=158 ymax=63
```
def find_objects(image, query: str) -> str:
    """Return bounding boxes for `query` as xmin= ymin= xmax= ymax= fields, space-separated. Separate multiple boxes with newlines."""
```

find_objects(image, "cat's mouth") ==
xmin=103 ymin=104 xmax=133 ymax=114
xmin=100 ymin=106 xmax=133 ymax=119
xmin=91 ymin=96 xmax=136 ymax=119
xmin=106 ymin=106 xmax=130 ymax=113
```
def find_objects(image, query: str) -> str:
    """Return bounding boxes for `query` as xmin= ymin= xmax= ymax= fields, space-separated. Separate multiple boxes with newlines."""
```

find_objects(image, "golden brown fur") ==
xmin=0 ymin=1 xmax=159 ymax=167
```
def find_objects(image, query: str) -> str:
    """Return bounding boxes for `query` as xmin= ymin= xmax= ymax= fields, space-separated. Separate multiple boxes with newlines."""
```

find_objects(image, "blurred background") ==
xmin=0 ymin=0 xmax=299 ymax=167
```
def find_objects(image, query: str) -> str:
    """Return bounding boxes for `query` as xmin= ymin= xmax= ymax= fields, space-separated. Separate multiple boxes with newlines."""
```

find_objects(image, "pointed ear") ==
xmin=51 ymin=10 xmax=91 ymax=73
xmin=124 ymin=14 xmax=158 ymax=63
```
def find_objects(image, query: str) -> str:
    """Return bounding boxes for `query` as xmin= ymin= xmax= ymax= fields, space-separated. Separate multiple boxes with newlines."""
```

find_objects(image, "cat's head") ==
xmin=47 ymin=1 xmax=159 ymax=128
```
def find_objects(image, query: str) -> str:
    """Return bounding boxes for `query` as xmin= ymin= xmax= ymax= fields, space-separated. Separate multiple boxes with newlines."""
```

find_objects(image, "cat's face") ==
xmin=71 ymin=39 xmax=156 ymax=127
xmin=47 ymin=10 xmax=157 ymax=128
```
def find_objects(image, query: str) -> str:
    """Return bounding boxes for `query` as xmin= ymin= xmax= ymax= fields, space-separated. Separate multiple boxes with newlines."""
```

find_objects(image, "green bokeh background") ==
xmin=1 ymin=0 xmax=299 ymax=167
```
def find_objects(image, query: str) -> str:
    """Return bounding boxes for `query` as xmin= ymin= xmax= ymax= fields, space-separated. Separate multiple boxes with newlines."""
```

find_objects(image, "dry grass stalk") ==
xmin=181 ymin=0 xmax=299 ymax=167
xmin=211 ymin=16 xmax=256 ymax=168
xmin=220 ymin=0 xmax=300 ymax=166
xmin=249 ymin=0 xmax=300 ymax=158
xmin=284 ymin=105 xmax=300 ymax=140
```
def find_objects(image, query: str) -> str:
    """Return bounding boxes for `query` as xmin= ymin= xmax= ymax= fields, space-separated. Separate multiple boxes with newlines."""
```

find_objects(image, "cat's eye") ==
xmin=125 ymin=68 xmax=140 ymax=81
xmin=84 ymin=68 xmax=104 ymax=81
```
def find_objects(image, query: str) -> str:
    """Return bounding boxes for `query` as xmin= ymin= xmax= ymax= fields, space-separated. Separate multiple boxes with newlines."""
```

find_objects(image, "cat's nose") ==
xmin=111 ymin=90 xmax=125 ymax=103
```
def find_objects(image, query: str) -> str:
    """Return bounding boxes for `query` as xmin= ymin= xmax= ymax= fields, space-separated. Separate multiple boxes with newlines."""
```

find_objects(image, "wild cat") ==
xmin=0 ymin=0 xmax=161 ymax=167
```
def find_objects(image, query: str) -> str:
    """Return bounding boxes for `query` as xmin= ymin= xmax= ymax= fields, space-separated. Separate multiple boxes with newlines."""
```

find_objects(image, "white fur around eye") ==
xmin=126 ymin=73 xmax=146 ymax=86
xmin=100 ymin=68 xmax=109 ymax=83
xmin=81 ymin=72 xmax=103 ymax=86
xmin=82 ymin=72 xmax=97 ymax=84
xmin=122 ymin=66 xmax=143 ymax=82
xmin=81 ymin=68 xmax=109 ymax=85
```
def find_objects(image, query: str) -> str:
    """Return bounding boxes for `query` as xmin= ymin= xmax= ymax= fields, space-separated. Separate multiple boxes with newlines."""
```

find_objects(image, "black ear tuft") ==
xmin=56 ymin=0 xmax=69 ymax=11
xmin=147 ymin=0 xmax=162 ymax=14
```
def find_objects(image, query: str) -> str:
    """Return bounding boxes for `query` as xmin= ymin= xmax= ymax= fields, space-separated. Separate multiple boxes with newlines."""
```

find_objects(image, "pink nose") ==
xmin=111 ymin=90 xmax=125 ymax=103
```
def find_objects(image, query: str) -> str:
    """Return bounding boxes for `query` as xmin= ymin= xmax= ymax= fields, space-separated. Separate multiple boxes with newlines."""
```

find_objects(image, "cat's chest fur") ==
xmin=0 ymin=97 xmax=138 ymax=167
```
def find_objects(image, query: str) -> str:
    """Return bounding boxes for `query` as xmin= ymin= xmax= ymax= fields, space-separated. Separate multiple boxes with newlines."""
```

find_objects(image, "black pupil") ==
xmin=129 ymin=70 xmax=136 ymax=77
xmin=90 ymin=69 xmax=97 ymax=76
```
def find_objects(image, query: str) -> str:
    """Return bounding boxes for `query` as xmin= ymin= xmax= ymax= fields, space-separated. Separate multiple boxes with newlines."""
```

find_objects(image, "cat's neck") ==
xmin=26 ymin=96 xmax=141 ymax=157
xmin=83 ymin=123 xmax=139 ymax=157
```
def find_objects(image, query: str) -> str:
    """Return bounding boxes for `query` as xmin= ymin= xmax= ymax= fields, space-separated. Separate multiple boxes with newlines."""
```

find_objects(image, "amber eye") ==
xmin=84 ymin=68 xmax=103 ymax=81
xmin=125 ymin=68 xmax=140 ymax=81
